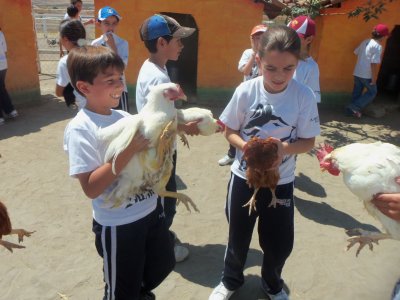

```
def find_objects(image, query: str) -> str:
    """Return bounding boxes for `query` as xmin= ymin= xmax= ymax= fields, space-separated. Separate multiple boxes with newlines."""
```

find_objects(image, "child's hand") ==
xmin=372 ymin=192 xmax=400 ymax=221
xmin=128 ymin=133 xmax=150 ymax=154
xmin=182 ymin=120 xmax=201 ymax=136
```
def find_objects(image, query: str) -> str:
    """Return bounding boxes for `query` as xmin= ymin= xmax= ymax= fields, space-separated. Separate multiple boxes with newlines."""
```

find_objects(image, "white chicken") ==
xmin=316 ymin=141 xmax=400 ymax=256
xmin=97 ymin=82 xmax=221 ymax=210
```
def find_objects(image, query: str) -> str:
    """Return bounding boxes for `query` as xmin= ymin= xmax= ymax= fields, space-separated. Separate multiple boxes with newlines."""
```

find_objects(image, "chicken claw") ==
xmin=11 ymin=229 xmax=35 ymax=243
xmin=243 ymin=189 xmax=258 ymax=216
xmin=179 ymin=133 xmax=190 ymax=149
xmin=0 ymin=240 xmax=26 ymax=253
xmin=345 ymin=228 xmax=390 ymax=257
xmin=158 ymin=190 xmax=199 ymax=213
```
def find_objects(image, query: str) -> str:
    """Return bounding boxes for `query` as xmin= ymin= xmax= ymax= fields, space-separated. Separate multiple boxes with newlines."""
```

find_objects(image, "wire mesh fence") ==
xmin=34 ymin=14 xmax=95 ymax=75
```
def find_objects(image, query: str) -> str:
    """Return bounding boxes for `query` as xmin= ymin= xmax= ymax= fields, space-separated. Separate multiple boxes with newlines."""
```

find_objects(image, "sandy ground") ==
xmin=1 ymin=79 xmax=400 ymax=300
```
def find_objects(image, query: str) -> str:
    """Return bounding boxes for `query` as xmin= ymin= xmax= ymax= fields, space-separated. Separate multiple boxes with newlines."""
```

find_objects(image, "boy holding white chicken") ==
xmin=92 ymin=6 xmax=129 ymax=112
xmin=63 ymin=45 xmax=175 ymax=300
xmin=136 ymin=14 xmax=201 ymax=263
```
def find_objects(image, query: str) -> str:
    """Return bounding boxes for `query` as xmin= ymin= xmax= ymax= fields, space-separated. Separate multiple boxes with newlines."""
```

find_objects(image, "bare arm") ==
xmin=55 ymin=84 xmax=65 ymax=97
xmin=178 ymin=120 xmax=201 ymax=136
xmin=77 ymin=133 xmax=150 ymax=199
xmin=371 ymin=63 xmax=379 ymax=85
xmin=240 ymin=52 xmax=256 ymax=76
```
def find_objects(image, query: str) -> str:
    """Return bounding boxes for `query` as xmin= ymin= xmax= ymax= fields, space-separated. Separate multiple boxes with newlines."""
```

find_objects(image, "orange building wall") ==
xmin=313 ymin=0 xmax=400 ymax=93
xmin=94 ymin=0 xmax=264 ymax=88
xmin=0 ymin=0 xmax=40 ymax=103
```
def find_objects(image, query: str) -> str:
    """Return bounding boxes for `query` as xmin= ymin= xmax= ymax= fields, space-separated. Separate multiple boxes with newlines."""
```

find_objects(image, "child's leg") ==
xmin=142 ymin=201 xmax=175 ymax=291
xmin=222 ymin=173 xmax=257 ymax=290
xmin=257 ymin=182 xmax=294 ymax=295
xmin=92 ymin=204 xmax=170 ymax=300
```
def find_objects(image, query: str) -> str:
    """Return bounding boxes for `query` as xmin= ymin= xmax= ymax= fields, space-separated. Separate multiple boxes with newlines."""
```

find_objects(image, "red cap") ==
xmin=373 ymin=24 xmax=389 ymax=37
xmin=288 ymin=15 xmax=316 ymax=38
xmin=250 ymin=24 xmax=267 ymax=36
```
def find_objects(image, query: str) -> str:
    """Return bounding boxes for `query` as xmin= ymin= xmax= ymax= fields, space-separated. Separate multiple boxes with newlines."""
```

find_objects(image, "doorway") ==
xmin=161 ymin=12 xmax=199 ymax=101
xmin=377 ymin=25 xmax=400 ymax=102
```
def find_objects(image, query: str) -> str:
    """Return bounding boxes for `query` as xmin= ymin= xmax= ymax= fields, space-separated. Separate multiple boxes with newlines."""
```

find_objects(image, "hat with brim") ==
xmin=288 ymin=15 xmax=316 ymax=38
xmin=140 ymin=14 xmax=195 ymax=41
xmin=98 ymin=6 xmax=122 ymax=21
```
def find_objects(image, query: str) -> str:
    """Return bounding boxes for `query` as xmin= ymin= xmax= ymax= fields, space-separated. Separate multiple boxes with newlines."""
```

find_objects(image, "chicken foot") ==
xmin=0 ymin=239 xmax=25 ymax=252
xmin=345 ymin=228 xmax=391 ymax=257
xmin=243 ymin=188 xmax=259 ymax=216
xmin=158 ymin=190 xmax=199 ymax=213
xmin=178 ymin=133 xmax=190 ymax=149
xmin=0 ymin=229 xmax=35 ymax=252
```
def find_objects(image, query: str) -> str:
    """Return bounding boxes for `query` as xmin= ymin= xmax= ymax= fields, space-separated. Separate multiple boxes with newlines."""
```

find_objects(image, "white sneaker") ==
xmin=7 ymin=110 xmax=18 ymax=119
xmin=174 ymin=245 xmax=189 ymax=262
xmin=218 ymin=155 xmax=234 ymax=166
xmin=0 ymin=118 xmax=4 ymax=125
xmin=266 ymin=289 xmax=289 ymax=300
xmin=209 ymin=282 xmax=234 ymax=300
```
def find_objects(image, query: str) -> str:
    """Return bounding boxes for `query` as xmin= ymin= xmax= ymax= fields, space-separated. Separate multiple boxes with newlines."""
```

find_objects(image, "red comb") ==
xmin=216 ymin=120 xmax=225 ymax=131
xmin=316 ymin=143 xmax=334 ymax=162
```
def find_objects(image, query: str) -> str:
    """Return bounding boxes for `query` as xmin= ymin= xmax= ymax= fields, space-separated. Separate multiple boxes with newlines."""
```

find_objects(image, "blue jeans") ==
xmin=347 ymin=76 xmax=377 ymax=112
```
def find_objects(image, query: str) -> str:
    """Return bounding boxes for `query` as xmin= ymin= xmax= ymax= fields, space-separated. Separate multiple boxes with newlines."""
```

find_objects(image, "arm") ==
xmin=372 ymin=177 xmax=400 ymax=221
xmin=370 ymin=63 xmax=379 ymax=85
xmin=76 ymin=133 xmax=150 ymax=199
xmin=82 ymin=18 xmax=95 ymax=26
xmin=55 ymin=84 xmax=65 ymax=97
xmin=240 ymin=52 xmax=256 ymax=76
xmin=178 ymin=121 xmax=201 ymax=136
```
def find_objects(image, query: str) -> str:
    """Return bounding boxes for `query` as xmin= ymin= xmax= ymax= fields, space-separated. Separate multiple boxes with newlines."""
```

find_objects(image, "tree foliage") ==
xmin=348 ymin=0 xmax=395 ymax=22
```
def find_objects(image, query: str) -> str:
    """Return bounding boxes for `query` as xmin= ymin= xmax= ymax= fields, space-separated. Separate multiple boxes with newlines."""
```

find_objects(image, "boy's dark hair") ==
xmin=258 ymin=25 xmax=301 ymax=59
xmin=59 ymin=19 xmax=86 ymax=45
xmin=371 ymin=31 xmax=384 ymax=40
xmin=67 ymin=5 xmax=79 ymax=18
xmin=143 ymin=35 xmax=173 ymax=53
xmin=67 ymin=45 xmax=125 ymax=96
xmin=70 ymin=0 xmax=82 ymax=5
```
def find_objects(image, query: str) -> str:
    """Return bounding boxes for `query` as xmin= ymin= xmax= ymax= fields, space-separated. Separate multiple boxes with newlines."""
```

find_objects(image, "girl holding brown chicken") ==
xmin=209 ymin=25 xmax=320 ymax=300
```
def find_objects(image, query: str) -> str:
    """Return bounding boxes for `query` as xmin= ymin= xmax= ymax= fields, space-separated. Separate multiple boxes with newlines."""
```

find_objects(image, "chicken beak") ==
xmin=177 ymin=85 xmax=187 ymax=101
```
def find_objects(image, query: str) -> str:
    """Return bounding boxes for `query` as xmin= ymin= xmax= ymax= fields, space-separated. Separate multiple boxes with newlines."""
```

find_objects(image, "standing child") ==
xmin=92 ymin=6 xmax=129 ymax=112
xmin=288 ymin=15 xmax=321 ymax=104
xmin=346 ymin=23 xmax=390 ymax=118
xmin=63 ymin=45 xmax=175 ymax=300
xmin=136 ymin=14 xmax=200 ymax=263
xmin=209 ymin=25 xmax=320 ymax=300
xmin=0 ymin=28 xmax=18 ymax=125
xmin=218 ymin=24 xmax=267 ymax=166
xmin=55 ymin=19 xmax=87 ymax=109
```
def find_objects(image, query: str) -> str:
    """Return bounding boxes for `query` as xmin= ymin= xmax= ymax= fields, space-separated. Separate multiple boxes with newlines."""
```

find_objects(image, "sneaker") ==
xmin=174 ymin=245 xmax=189 ymax=262
xmin=0 ymin=118 xmax=4 ymax=125
xmin=6 ymin=110 xmax=18 ymax=119
xmin=345 ymin=108 xmax=361 ymax=118
xmin=218 ymin=155 xmax=234 ymax=166
xmin=262 ymin=281 xmax=289 ymax=300
xmin=139 ymin=291 xmax=155 ymax=300
xmin=209 ymin=282 xmax=235 ymax=300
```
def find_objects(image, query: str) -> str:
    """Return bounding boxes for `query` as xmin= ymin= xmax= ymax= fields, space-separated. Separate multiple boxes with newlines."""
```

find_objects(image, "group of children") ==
xmin=58 ymin=3 xmax=394 ymax=300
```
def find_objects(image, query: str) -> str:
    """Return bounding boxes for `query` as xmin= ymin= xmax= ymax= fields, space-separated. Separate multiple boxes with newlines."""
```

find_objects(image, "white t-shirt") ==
xmin=293 ymin=57 xmax=321 ymax=103
xmin=220 ymin=76 xmax=320 ymax=185
xmin=353 ymin=38 xmax=382 ymax=79
xmin=63 ymin=108 xmax=158 ymax=226
xmin=135 ymin=59 xmax=170 ymax=112
xmin=238 ymin=48 xmax=260 ymax=81
xmin=56 ymin=55 xmax=87 ymax=109
xmin=91 ymin=33 xmax=129 ymax=92
xmin=0 ymin=31 xmax=8 ymax=70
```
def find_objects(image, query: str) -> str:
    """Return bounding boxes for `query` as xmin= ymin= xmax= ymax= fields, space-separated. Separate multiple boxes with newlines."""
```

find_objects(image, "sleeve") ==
xmin=296 ymin=88 xmax=321 ymax=139
xmin=118 ymin=40 xmax=129 ymax=66
xmin=307 ymin=64 xmax=321 ymax=103
xmin=368 ymin=44 xmax=382 ymax=64
xmin=219 ymin=83 xmax=249 ymax=131
xmin=64 ymin=125 xmax=102 ymax=177
xmin=0 ymin=32 xmax=7 ymax=53
xmin=56 ymin=58 xmax=70 ymax=87
xmin=238 ymin=49 xmax=252 ymax=71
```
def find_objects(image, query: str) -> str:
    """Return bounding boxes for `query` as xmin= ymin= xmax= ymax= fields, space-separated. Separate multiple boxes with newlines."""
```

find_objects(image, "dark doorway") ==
xmin=161 ymin=12 xmax=198 ymax=101
xmin=377 ymin=25 xmax=400 ymax=101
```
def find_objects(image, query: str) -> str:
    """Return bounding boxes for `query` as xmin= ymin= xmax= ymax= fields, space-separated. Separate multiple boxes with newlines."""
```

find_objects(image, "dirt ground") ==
xmin=0 ymin=78 xmax=399 ymax=300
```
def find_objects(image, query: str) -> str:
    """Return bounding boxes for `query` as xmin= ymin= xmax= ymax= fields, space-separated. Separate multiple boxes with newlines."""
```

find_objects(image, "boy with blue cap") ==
xmin=136 ymin=14 xmax=199 ymax=264
xmin=92 ymin=6 xmax=130 ymax=112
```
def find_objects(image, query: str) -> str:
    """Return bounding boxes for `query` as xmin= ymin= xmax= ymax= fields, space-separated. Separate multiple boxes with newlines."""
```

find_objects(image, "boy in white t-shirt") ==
xmin=209 ymin=25 xmax=320 ymax=300
xmin=218 ymin=24 xmax=267 ymax=167
xmin=92 ymin=6 xmax=129 ymax=112
xmin=288 ymin=15 xmax=321 ymax=104
xmin=136 ymin=14 xmax=200 ymax=263
xmin=346 ymin=23 xmax=389 ymax=118
xmin=64 ymin=45 xmax=174 ymax=300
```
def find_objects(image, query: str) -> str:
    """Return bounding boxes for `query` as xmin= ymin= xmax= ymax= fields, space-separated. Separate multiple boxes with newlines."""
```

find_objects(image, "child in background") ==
xmin=346 ymin=23 xmax=390 ymax=118
xmin=66 ymin=5 xmax=79 ymax=20
xmin=136 ymin=14 xmax=200 ymax=263
xmin=209 ymin=25 xmax=320 ymax=300
xmin=55 ymin=19 xmax=87 ymax=109
xmin=0 ymin=28 xmax=18 ymax=125
xmin=92 ymin=6 xmax=129 ymax=112
xmin=63 ymin=45 xmax=174 ymax=300
xmin=218 ymin=24 xmax=267 ymax=166
xmin=288 ymin=15 xmax=321 ymax=104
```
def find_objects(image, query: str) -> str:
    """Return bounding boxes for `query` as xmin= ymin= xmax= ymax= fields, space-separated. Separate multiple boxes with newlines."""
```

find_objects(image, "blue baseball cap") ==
xmin=98 ymin=6 xmax=122 ymax=21
xmin=140 ymin=14 xmax=195 ymax=41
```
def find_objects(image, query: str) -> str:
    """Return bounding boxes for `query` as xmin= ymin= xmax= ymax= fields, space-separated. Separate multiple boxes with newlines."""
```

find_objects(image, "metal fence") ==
xmin=34 ymin=14 xmax=95 ymax=75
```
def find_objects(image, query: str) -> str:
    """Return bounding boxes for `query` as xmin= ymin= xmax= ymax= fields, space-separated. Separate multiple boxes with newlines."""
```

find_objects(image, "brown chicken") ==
xmin=242 ymin=137 xmax=280 ymax=215
xmin=0 ymin=201 xmax=34 ymax=252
